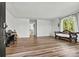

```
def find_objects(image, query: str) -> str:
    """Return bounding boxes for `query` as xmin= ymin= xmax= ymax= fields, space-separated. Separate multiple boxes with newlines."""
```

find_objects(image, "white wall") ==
xmin=76 ymin=13 xmax=79 ymax=41
xmin=6 ymin=10 xmax=52 ymax=38
xmin=77 ymin=13 xmax=79 ymax=31
xmin=50 ymin=18 xmax=60 ymax=36
xmin=6 ymin=10 xmax=60 ymax=38
xmin=6 ymin=10 xmax=30 ymax=38
xmin=37 ymin=20 xmax=51 ymax=37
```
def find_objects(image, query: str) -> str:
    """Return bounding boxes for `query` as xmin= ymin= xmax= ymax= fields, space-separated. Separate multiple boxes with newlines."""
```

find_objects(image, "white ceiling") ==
xmin=6 ymin=2 xmax=79 ymax=19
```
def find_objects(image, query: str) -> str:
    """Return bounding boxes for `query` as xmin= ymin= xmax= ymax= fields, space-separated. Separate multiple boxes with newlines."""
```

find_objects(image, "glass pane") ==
xmin=62 ymin=16 xmax=75 ymax=32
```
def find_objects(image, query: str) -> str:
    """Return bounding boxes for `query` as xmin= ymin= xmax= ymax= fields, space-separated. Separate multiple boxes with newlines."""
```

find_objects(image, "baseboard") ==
xmin=17 ymin=36 xmax=55 ymax=39
xmin=37 ymin=36 xmax=54 ymax=38
xmin=18 ymin=37 xmax=30 ymax=39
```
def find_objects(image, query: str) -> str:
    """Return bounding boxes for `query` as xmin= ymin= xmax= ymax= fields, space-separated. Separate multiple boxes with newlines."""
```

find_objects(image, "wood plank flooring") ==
xmin=6 ymin=37 xmax=79 ymax=57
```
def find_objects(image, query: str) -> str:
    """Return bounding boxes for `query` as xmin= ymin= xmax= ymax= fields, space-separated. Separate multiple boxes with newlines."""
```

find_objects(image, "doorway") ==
xmin=29 ymin=20 xmax=37 ymax=39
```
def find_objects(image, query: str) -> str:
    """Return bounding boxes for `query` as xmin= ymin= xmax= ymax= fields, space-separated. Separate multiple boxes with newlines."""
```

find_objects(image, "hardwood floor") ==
xmin=6 ymin=37 xmax=79 ymax=57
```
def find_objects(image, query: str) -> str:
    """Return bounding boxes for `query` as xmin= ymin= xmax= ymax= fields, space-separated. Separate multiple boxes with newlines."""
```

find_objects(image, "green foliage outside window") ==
xmin=63 ymin=16 xmax=74 ymax=32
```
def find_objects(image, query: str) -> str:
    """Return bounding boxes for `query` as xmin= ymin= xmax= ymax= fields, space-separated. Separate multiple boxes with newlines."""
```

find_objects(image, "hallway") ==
xmin=6 ymin=37 xmax=79 ymax=57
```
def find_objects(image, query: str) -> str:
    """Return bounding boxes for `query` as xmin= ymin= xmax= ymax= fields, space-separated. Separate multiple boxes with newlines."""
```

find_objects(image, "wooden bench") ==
xmin=55 ymin=31 xmax=78 ymax=43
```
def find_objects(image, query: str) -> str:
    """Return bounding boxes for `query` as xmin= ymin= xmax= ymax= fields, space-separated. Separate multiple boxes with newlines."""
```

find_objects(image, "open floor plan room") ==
xmin=5 ymin=2 xmax=79 ymax=57
xmin=1 ymin=2 xmax=79 ymax=57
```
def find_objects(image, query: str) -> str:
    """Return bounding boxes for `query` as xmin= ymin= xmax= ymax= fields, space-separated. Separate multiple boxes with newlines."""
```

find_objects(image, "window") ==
xmin=60 ymin=16 xmax=78 ymax=32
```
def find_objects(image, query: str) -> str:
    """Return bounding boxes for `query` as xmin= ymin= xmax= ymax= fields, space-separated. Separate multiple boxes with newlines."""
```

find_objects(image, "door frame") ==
xmin=0 ymin=2 xmax=6 ymax=57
